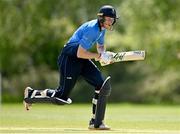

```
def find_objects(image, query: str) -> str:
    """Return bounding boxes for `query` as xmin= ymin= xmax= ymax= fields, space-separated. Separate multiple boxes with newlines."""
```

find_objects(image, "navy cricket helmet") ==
xmin=97 ymin=5 xmax=118 ymax=25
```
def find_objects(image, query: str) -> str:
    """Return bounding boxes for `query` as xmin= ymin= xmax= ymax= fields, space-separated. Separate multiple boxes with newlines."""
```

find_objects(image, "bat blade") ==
xmin=99 ymin=50 xmax=145 ymax=66
xmin=113 ymin=50 xmax=145 ymax=62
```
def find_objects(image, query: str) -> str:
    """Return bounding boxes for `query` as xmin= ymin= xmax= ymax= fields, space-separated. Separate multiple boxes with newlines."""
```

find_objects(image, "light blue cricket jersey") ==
xmin=67 ymin=19 xmax=106 ymax=50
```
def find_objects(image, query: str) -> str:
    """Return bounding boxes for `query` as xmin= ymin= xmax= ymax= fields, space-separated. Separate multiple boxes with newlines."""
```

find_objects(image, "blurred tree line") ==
xmin=0 ymin=0 xmax=179 ymax=103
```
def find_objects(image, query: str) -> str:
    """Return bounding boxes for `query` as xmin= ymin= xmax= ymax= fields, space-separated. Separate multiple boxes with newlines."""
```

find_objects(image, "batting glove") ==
xmin=100 ymin=52 xmax=113 ymax=64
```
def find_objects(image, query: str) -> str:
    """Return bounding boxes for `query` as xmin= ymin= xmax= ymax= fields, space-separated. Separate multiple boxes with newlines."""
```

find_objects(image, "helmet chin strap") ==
xmin=109 ymin=25 xmax=114 ymax=31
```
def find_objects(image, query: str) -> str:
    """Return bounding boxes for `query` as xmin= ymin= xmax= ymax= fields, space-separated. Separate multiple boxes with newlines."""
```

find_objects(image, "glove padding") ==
xmin=99 ymin=51 xmax=116 ymax=66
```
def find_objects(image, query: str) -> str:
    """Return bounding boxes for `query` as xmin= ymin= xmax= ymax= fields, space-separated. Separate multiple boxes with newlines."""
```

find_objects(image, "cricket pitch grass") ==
xmin=0 ymin=103 xmax=180 ymax=134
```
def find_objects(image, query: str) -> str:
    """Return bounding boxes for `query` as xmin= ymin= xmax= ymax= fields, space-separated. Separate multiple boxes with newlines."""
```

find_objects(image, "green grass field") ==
xmin=0 ymin=103 xmax=180 ymax=134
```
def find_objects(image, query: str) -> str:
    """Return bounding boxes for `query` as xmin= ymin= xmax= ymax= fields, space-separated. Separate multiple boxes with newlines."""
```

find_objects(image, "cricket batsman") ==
xmin=24 ymin=5 xmax=119 ymax=130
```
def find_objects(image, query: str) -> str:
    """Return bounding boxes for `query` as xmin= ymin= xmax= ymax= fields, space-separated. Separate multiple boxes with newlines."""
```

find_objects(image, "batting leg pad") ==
xmin=94 ymin=76 xmax=111 ymax=128
xmin=24 ymin=97 xmax=72 ymax=105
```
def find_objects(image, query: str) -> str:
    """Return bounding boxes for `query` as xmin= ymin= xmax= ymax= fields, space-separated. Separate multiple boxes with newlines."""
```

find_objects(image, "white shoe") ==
xmin=41 ymin=89 xmax=49 ymax=97
xmin=23 ymin=87 xmax=33 ymax=111
xmin=88 ymin=123 xmax=110 ymax=130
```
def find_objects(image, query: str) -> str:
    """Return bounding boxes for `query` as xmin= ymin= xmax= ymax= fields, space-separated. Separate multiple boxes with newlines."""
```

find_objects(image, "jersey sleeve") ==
xmin=97 ymin=30 xmax=105 ymax=46
xmin=79 ymin=28 xmax=94 ymax=50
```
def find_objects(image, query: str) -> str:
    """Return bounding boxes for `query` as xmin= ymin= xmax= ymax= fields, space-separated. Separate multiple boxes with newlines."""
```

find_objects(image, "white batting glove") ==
xmin=105 ymin=51 xmax=116 ymax=57
xmin=99 ymin=51 xmax=116 ymax=66
xmin=100 ymin=52 xmax=113 ymax=64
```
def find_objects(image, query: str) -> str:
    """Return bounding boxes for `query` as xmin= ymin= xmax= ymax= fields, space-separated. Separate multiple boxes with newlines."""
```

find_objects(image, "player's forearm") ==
xmin=77 ymin=45 xmax=100 ymax=59
xmin=77 ymin=51 xmax=100 ymax=59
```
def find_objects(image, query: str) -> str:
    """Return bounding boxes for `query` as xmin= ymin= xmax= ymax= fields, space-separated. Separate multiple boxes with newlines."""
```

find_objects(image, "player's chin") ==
xmin=104 ymin=24 xmax=112 ymax=30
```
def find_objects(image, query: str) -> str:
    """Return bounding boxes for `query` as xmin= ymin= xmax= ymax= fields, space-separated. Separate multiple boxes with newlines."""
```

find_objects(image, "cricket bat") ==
xmin=100 ymin=50 xmax=145 ymax=66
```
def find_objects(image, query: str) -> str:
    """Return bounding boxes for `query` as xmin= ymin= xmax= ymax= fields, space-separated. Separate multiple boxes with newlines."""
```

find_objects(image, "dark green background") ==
xmin=0 ymin=0 xmax=179 ymax=103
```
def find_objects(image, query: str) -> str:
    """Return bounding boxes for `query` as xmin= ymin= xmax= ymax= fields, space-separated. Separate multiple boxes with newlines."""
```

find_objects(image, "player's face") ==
xmin=103 ymin=16 xmax=114 ymax=30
